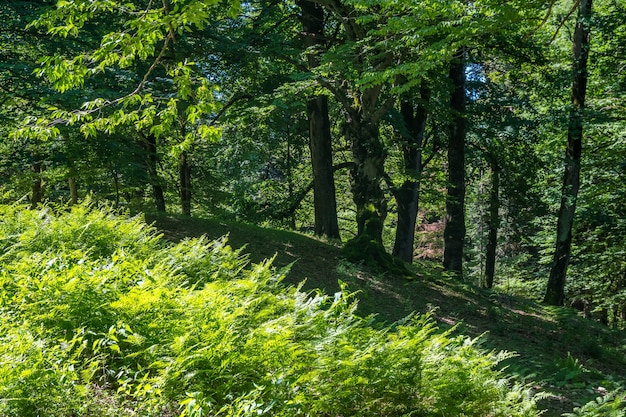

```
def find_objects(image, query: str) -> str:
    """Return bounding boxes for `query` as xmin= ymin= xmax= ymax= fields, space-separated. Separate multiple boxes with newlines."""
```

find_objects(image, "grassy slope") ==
xmin=147 ymin=214 xmax=626 ymax=417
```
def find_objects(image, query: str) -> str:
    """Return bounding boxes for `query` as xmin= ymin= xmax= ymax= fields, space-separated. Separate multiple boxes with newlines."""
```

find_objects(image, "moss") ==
xmin=342 ymin=233 xmax=413 ymax=279
xmin=358 ymin=203 xmax=384 ymax=242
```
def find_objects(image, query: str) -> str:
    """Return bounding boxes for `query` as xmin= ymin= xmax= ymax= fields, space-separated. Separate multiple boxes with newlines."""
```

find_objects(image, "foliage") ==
xmin=2 ymin=0 xmax=626 ymax=408
xmin=562 ymin=390 xmax=626 ymax=417
xmin=0 ymin=203 xmax=540 ymax=416
xmin=550 ymin=352 xmax=588 ymax=387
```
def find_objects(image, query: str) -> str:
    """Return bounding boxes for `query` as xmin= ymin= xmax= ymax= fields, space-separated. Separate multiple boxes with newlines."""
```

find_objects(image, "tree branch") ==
xmin=548 ymin=0 xmax=581 ymax=45
xmin=48 ymin=28 xmax=175 ymax=127
xmin=209 ymin=93 xmax=253 ymax=126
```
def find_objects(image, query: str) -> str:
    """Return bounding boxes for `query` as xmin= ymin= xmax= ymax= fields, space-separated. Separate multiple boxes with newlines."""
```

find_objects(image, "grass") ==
xmin=147 ymin=213 xmax=626 ymax=417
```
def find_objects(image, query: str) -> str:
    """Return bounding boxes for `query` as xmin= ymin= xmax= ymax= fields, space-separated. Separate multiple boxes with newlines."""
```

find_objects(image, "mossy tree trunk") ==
xmin=544 ymin=0 xmax=592 ymax=306
xmin=347 ymin=115 xmax=387 ymax=243
xmin=343 ymin=111 xmax=410 ymax=276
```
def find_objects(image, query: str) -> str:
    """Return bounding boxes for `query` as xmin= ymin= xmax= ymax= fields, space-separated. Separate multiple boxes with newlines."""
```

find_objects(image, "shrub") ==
xmin=0 ymin=202 xmax=161 ymax=262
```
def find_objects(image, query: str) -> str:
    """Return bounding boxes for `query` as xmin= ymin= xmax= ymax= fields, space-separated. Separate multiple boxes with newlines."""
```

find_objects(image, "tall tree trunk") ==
xmin=179 ymin=150 xmax=192 ymax=216
xmin=68 ymin=176 xmax=78 ymax=205
xmin=298 ymin=0 xmax=340 ymax=239
xmin=545 ymin=0 xmax=592 ymax=305
xmin=392 ymin=85 xmax=429 ymax=263
xmin=484 ymin=163 xmax=500 ymax=289
xmin=143 ymin=133 xmax=166 ymax=213
xmin=443 ymin=49 xmax=467 ymax=275
xmin=308 ymin=96 xmax=340 ymax=238
xmin=30 ymin=162 xmax=44 ymax=209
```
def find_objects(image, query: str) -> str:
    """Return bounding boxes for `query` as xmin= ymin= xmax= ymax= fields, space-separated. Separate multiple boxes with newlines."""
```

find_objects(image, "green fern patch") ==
xmin=0 ymin=203 xmax=542 ymax=416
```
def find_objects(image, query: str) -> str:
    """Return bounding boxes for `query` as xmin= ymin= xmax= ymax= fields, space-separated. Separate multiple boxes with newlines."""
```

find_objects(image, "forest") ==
xmin=0 ymin=0 xmax=625 ymax=415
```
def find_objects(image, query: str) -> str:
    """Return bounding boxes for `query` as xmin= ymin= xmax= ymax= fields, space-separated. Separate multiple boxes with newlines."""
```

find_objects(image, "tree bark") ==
xmin=308 ymin=96 xmax=340 ymax=238
xmin=286 ymin=126 xmax=297 ymax=229
xmin=298 ymin=0 xmax=340 ymax=239
xmin=347 ymin=116 xmax=387 ymax=243
xmin=392 ymin=85 xmax=429 ymax=263
xmin=143 ymin=133 xmax=167 ymax=213
xmin=179 ymin=150 xmax=192 ymax=216
xmin=484 ymin=163 xmax=500 ymax=289
xmin=544 ymin=0 xmax=592 ymax=306
xmin=443 ymin=49 xmax=467 ymax=275
xmin=68 ymin=176 xmax=78 ymax=205
xmin=111 ymin=168 xmax=120 ymax=208
xmin=30 ymin=162 xmax=44 ymax=209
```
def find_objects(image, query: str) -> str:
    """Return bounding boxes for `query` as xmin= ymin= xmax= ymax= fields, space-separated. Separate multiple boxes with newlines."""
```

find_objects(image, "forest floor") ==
xmin=147 ymin=214 xmax=626 ymax=417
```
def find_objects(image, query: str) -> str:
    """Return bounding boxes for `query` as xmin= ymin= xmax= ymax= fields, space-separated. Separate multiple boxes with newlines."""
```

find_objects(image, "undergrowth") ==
xmin=0 ymin=203 xmax=620 ymax=416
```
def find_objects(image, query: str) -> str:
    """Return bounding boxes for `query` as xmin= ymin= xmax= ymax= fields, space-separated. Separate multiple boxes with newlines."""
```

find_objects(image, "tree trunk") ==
xmin=544 ymin=0 xmax=592 ymax=306
xmin=484 ymin=163 xmax=500 ymax=289
xmin=443 ymin=49 xmax=467 ymax=276
xmin=111 ymin=169 xmax=120 ymax=208
xmin=392 ymin=85 xmax=429 ymax=263
xmin=286 ymin=126 xmax=297 ymax=229
xmin=68 ymin=176 xmax=78 ymax=205
xmin=179 ymin=150 xmax=192 ymax=216
xmin=342 ymin=114 xmax=411 ymax=276
xmin=348 ymin=117 xmax=387 ymax=242
xmin=30 ymin=162 xmax=45 ymax=209
xmin=143 ymin=133 xmax=167 ymax=213
xmin=308 ymin=96 xmax=340 ymax=238
xmin=298 ymin=0 xmax=340 ymax=239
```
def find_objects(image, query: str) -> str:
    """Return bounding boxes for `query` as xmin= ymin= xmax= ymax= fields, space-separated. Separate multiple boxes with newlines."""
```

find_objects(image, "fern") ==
xmin=0 ymin=203 xmax=543 ymax=416
xmin=562 ymin=391 xmax=626 ymax=417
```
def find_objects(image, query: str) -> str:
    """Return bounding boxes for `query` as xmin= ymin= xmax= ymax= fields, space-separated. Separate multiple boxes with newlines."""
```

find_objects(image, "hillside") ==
xmin=148 ymin=214 xmax=626 ymax=417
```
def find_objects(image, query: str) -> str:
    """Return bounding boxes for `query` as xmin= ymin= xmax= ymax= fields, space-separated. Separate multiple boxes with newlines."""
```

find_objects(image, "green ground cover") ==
xmin=0 ymin=204 xmax=623 ymax=416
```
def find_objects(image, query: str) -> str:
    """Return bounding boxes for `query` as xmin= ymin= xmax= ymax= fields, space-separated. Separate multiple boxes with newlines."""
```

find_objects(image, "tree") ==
xmin=140 ymin=132 xmax=167 ymax=212
xmin=482 ymin=160 xmax=500 ymax=288
xmin=555 ymin=0 xmax=626 ymax=321
xmin=390 ymin=83 xmax=431 ymax=263
xmin=297 ymin=0 xmax=340 ymax=239
xmin=443 ymin=48 xmax=467 ymax=275
xmin=544 ymin=0 xmax=593 ymax=306
xmin=311 ymin=0 xmax=468 ymax=252
xmin=323 ymin=8 xmax=391 ymax=245
xmin=18 ymin=0 xmax=228 ymax=214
